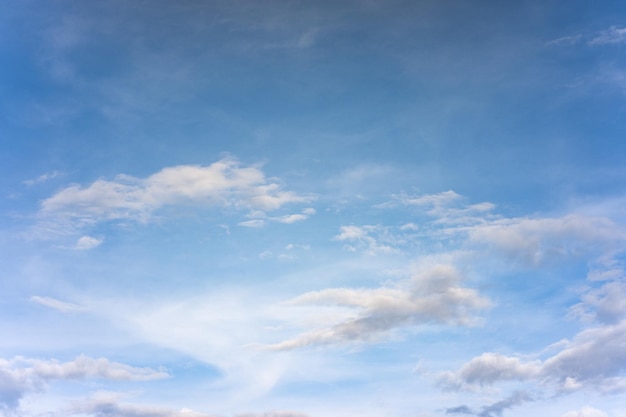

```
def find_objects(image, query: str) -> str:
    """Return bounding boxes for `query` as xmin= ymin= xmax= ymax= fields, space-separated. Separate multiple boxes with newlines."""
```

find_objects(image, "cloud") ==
xmin=38 ymin=158 xmax=314 ymax=234
xmin=560 ymin=406 xmax=609 ymax=417
xmin=69 ymin=398 xmax=214 ymax=417
xmin=0 ymin=355 xmax=168 ymax=410
xmin=438 ymin=320 xmax=626 ymax=394
xmin=23 ymin=171 xmax=60 ymax=186
xmin=333 ymin=225 xmax=397 ymax=255
xmin=30 ymin=296 xmax=86 ymax=313
xmin=590 ymin=26 xmax=626 ymax=45
xmin=570 ymin=279 xmax=626 ymax=324
xmin=74 ymin=235 xmax=103 ymax=250
xmin=239 ymin=219 xmax=266 ymax=228
xmin=237 ymin=412 xmax=311 ymax=417
xmin=446 ymin=391 xmax=532 ymax=417
xmin=545 ymin=34 xmax=582 ymax=46
xmin=466 ymin=214 xmax=623 ymax=266
xmin=268 ymin=265 xmax=490 ymax=350
xmin=273 ymin=208 xmax=316 ymax=224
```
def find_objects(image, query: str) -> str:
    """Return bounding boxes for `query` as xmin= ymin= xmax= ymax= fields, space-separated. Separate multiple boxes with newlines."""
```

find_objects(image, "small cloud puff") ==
xmin=75 ymin=235 xmax=103 ymax=250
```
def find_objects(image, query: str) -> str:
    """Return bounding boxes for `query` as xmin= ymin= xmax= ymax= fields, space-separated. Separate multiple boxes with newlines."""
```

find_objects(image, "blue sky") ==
xmin=1 ymin=1 xmax=626 ymax=416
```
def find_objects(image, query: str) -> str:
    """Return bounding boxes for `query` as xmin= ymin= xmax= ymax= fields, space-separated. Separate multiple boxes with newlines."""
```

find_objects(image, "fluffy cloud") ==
xmin=0 ymin=355 xmax=168 ymax=410
xmin=39 ymin=158 xmax=314 ymax=233
xmin=75 ymin=235 xmax=104 ymax=250
xmin=438 ymin=320 xmax=626 ymax=394
xmin=268 ymin=265 xmax=490 ymax=350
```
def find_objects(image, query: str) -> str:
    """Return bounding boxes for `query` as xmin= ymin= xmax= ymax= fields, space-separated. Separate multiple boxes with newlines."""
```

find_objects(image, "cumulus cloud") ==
xmin=74 ymin=235 xmax=103 ymax=250
xmin=438 ymin=320 xmax=626 ymax=394
xmin=30 ymin=296 xmax=86 ymax=313
xmin=38 ymin=158 xmax=314 ymax=234
xmin=268 ymin=265 xmax=490 ymax=350
xmin=0 ymin=355 xmax=168 ymax=410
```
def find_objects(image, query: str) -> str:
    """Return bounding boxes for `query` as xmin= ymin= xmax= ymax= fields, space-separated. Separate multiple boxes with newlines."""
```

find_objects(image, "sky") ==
xmin=1 ymin=1 xmax=626 ymax=416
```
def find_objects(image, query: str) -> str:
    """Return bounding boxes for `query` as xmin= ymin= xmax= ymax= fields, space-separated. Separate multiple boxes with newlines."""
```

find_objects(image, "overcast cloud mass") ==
xmin=1 ymin=1 xmax=626 ymax=416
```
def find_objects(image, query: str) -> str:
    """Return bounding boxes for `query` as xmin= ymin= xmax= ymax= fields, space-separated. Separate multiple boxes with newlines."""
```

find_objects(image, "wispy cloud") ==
xmin=23 ymin=171 xmax=60 ymax=186
xmin=268 ymin=265 xmax=490 ymax=350
xmin=560 ymin=406 xmax=609 ymax=417
xmin=590 ymin=26 xmax=626 ymax=45
xmin=30 ymin=296 xmax=86 ymax=313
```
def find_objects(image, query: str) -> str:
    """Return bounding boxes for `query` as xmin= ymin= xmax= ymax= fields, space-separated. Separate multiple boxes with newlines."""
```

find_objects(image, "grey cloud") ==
xmin=268 ymin=265 xmax=490 ymax=350
xmin=570 ymin=279 xmax=626 ymax=324
xmin=446 ymin=405 xmax=474 ymax=414
xmin=439 ymin=320 xmax=626 ymax=394
xmin=466 ymin=214 xmax=624 ymax=267
xmin=236 ymin=412 xmax=311 ymax=417
xmin=68 ymin=397 xmax=214 ymax=417
xmin=0 ymin=355 xmax=168 ymax=410
xmin=446 ymin=391 xmax=532 ymax=417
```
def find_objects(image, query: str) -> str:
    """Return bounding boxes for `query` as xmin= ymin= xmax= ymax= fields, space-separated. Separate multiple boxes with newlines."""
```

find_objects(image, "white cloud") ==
xmin=0 ymin=355 xmax=168 ymax=410
xmin=75 ymin=235 xmax=103 ymax=250
xmin=560 ymin=406 xmax=609 ymax=417
xmin=333 ymin=225 xmax=396 ymax=255
xmin=590 ymin=26 xmax=626 ymax=45
xmin=268 ymin=265 xmax=490 ymax=350
xmin=23 ymin=170 xmax=60 ymax=186
xmin=30 ymin=296 xmax=86 ymax=313
xmin=239 ymin=219 xmax=266 ymax=228
xmin=38 ymin=158 xmax=314 ymax=234
xmin=273 ymin=208 xmax=316 ymax=224
xmin=438 ymin=320 xmax=626 ymax=394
